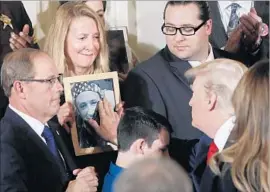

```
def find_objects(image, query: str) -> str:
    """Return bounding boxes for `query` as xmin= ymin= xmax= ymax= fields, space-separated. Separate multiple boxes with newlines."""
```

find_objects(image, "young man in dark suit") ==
xmin=0 ymin=48 xmax=98 ymax=192
xmin=123 ymin=1 xmax=254 ymax=143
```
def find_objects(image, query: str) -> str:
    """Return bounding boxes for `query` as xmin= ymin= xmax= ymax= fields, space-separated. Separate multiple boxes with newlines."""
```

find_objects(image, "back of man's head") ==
xmin=114 ymin=157 xmax=193 ymax=192
xmin=185 ymin=58 xmax=247 ymax=115
xmin=117 ymin=107 xmax=171 ymax=152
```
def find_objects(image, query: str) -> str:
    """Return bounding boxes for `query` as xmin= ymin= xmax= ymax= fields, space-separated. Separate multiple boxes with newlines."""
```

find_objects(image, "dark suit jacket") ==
xmin=200 ymin=163 xmax=239 ymax=192
xmin=123 ymin=46 xmax=251 ymax=140
xmin=0 ymin=107 xmax=71 ymax=192
xmin=188 ymin=135 xmax=212 ymax=192
xmin=189 ymin=135 xmax=239 ymax=192
xmin=209 ymin=1 xmax=269 ymax=60
xmin=0 ymin=1 xmax=39 ymax=120
xmin=169 ymin=135 xmax=214 ymax=192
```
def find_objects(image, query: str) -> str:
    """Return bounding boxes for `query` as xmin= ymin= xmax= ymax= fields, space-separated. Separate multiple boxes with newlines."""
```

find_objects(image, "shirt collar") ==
xmin=188 ymin=43 xmax=215 ymax=68
xmin=214 ymin=116 xmax=236 ymax=152
xmin=218 ymin=1 xmax=253 ymax=11
xmin=9 ymin=104 xmax=45 ymax=140
xmin=109 ymin=162 xmax=124 ymax=177
xmin=218 ymin=1 xmax=235 ymax=10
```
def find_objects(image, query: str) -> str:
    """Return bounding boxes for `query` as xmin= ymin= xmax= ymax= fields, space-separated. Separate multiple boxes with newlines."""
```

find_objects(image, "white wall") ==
xmin=135 ymin=1 xmax=167 ymax=61
xmin=22 ymin=1 xmax=167 ymax=61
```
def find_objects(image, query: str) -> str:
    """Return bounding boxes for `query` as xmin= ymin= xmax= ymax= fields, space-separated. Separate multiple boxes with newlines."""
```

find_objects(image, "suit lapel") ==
xmin=169 ymin=61 xmax=192 ymax=90
xmin=3 ymin=108 xmax=65 ymax=179
xmin=161 ymin=46 xmax=192 ymax=92
xmin=193 ymin=138 xmax=210 ymax=172
xmin=191 ymin=136 xmax=212 ymax=191
xmin=208 ymin=1 xmax=228 ymax=48
xmin=26 ymin=125 xmax=64 ymax=170
xmin=49 ymin=121 xmax=78 ymax=172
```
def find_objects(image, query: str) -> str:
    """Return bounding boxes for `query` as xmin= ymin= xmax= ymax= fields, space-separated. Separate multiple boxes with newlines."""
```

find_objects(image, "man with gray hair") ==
xmin=0 ymin=48 xmax=99 ymax=192
xmin=182 ymin=58 xmax=247 ymax=192
xmin=114 ymin=157 xmax=193 ymax=192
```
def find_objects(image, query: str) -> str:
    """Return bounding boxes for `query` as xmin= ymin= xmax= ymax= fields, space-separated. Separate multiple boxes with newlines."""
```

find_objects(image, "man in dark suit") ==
xmin=209 ymin=1 xmax=269 ymax=60
xmin=182 ymin=58 xmax=247 ymax=192
xmin=0 ymin=48 xmax=98 ymax=192
xmin=123 ymin=1 xmax=252 ymax=141
xmin=0 ymin=1 xmax=39 ymax=120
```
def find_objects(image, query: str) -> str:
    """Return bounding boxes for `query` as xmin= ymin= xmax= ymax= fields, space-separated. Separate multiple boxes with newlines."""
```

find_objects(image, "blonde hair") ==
xmin=44 ymin=2 xmax=109 ymax=77
xmin=210 ymin=60 xmax=269 ymax=192
xmin=185 ymin=58 xmax=247 ymax=115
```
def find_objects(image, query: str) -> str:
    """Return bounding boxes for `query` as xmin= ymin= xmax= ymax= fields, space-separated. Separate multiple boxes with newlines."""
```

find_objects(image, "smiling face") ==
xmin=65 ymin=16 xmax=100 ymax=73
xmin=75 ymin=90 xmax=101 ymax=121
xmin=164 ymin=3 xmax=212 ymax=61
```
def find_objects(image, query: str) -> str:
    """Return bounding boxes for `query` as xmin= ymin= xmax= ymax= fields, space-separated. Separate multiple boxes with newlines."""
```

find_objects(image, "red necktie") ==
xmin=207 ymin=141 xmax=218 ymax=162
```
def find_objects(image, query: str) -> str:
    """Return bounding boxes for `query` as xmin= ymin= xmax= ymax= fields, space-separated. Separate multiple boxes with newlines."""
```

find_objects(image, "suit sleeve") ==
xmin=259 ymin=36 xmax=269 ymax=59
xmin=123 ymin=68 xmax=167 ymax=117
xmin=169 ymin=138 xmax=199 ymax=174
xmin=1 ymin=142 xmax=28 ymax=192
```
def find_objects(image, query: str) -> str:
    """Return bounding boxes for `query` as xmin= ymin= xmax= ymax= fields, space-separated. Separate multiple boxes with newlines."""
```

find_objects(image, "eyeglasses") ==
xmin=161 ymin=20 xmax=207 ymax=36
xmin=16 ymin=74 xmax=63 ymax=87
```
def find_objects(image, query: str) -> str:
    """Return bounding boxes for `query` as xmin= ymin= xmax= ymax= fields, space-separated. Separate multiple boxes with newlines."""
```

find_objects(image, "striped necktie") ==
xmin=227 ymin=3 xmax=240 ymax=36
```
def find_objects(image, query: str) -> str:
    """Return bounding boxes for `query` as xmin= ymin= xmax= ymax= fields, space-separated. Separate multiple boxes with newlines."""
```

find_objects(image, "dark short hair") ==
xmin=163 ymin=1 xmax=210 ymax=21
xmin=117 ymin=107 xmax=171 ymax=152
xmin=59 ymin=1 xmax=107 ymax=12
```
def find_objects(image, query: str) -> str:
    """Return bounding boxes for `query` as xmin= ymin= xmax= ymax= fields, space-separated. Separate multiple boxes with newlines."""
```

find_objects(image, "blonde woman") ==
xmin=44 ymin=2 xmax=109 ymax=76
xmin=60 ymin=0 xmax=139 ymax=81
xmin=44 ymin=2 xmax=120 ymax=148
xmin=202 ymin=60 xmax=269 ymax=192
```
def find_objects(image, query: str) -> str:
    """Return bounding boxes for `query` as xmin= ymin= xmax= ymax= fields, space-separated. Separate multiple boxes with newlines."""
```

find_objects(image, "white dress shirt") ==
xmin=214 ymin=116 xmax=236 ymax=152
xmin=188 ymin=44 xmax=215 ymax=68
xmin=9 ymin=104 xmax=46 ymax=143
xmin=218 ymin=1 xmax=253 ymax=33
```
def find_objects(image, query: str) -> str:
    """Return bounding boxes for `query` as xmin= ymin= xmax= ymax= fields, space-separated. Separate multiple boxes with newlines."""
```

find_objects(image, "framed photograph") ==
xmin=107 ymin=26 xmax=132 ymax=74
xmin=63 ymin=72 xmax=120 ymax=156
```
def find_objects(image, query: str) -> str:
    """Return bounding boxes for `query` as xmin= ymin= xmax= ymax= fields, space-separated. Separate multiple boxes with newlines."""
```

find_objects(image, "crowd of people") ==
xmin=0 ymin=1 xmax=269 ymax=192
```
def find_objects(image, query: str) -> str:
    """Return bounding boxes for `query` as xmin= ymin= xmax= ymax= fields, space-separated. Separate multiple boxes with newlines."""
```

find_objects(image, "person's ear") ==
xmin=207 ymin=91 xmax=217 ymax=111
xmin=13 ymin=81 xmax=27 ymax=99
xmin=206 ymin=19 xmax=213 ymax=35
xmin=130 ymin=138 xmax=147 ymax=155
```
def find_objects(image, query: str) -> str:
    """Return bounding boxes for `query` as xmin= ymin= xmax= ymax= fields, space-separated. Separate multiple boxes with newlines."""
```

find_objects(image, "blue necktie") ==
xmin=42 ymin=125 xmax=62 ymax=164
xmin=227 ymin=3 xmax=240 ymax=36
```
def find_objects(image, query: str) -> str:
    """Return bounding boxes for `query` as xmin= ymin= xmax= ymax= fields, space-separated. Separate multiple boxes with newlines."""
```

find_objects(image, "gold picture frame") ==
xmin=63 ymin=72 xmax=120 ymax=156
